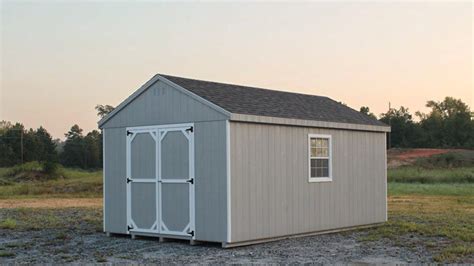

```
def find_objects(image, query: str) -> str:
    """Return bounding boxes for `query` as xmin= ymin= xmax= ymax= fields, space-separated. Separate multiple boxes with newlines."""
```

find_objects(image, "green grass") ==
xmin=416 ymin=150 xmax=474 ymax=168
xmin=362 ymin=194 xmax=474 ymax=263
xmin=0 ymin=168 xmax=102 ymax=199
xmin=388 ymin=167 xmax=474 ymax=183
xmin=0 ymin=207 xmax=102 ymax=231
xmin=389 ymin=182 xmax=474 ymax=196
xmin=0 ymin=251 xmax=15 ymax=258
xmin=0 ymin=218 xmax=17 ymax=229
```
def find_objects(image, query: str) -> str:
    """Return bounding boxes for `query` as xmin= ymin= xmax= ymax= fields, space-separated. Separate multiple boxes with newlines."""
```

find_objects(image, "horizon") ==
xmin=1 ymin=1 xmax=472 ymax=139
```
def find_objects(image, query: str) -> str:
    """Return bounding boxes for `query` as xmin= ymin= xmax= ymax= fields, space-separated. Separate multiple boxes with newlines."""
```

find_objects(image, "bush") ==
xmin=388 ymin=167 xmax=474 ymax=183
xmin=6 ymin=161 xmax=43 ymax=177
xmin=4 ymin=161 xmax=64 ymax=181
xmin=415 ymin=150 xmax=474 ymax=168
xmin=43 ymin=161 xmax=60 ymax=177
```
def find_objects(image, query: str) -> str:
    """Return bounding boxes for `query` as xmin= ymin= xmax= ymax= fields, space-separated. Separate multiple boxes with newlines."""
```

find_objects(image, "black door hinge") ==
xmin=126 ymin=177 xmax=132 ymax=183
xmin=127 ymin=225 xmax=133 ymax=231
xmin=186 ymin=178 xmax=194 ymax=184
xmin=187 ymin=230 xmax=194 ymax=237
xmin=186 ymin=126 xmax=193 ymax=133
xmin=126 ymin=130 xmax=133 ymax=136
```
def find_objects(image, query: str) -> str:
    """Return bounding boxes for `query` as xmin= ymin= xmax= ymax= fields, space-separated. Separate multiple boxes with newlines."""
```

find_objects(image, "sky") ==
xmin=1 ymin=1 xmax=472 ymax=139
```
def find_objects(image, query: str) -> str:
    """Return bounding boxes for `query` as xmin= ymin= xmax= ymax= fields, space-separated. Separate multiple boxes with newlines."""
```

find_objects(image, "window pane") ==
xmin=316 ymin=168 xmax=323 ymax=177
xmin=311 ymin=148 xmax=317 ymax=157
xmin=322 ymin=167 xmax=329 ymax=177
xmin=311 ymin=167 xmax=316 ymax=178
xmin=316 ymin=148 xmax=328 ymax=157
xmin=321 ymin=159 xmax=328 ymax=168
xmin=316 ymin=138 xmax=322 ymax=148
xmin=316 ymin=159 xmax=322 ymax=167
xmin=311 ymin=159 xmax=316 ymax=167
xmin=310 ymin=138 xmax=316 ymax=148
xmin=320 ymin=138 xmax=329 ymax=148
xmin=322 ymin=148 xmax=329 ymax=157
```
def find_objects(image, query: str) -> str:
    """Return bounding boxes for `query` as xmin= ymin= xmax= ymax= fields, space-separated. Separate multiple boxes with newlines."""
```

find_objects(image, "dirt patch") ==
xmin=0 ymin=198 xmax=102 ymax=209
xmin=388 ymin=149 xmax=452 ymax=168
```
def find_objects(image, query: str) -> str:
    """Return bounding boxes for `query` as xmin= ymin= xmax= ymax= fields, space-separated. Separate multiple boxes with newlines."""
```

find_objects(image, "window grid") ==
xmin=308 ymin=134 xmax=332 ymax=182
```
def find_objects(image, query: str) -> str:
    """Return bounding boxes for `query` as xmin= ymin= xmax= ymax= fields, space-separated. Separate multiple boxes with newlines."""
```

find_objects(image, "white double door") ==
xmin=126 ymin=123 xmax=195 ymax=238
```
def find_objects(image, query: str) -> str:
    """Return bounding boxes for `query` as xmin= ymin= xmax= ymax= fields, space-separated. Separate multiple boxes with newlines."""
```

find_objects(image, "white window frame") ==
xmin=308 ymin=134 xmax=332 ymax=183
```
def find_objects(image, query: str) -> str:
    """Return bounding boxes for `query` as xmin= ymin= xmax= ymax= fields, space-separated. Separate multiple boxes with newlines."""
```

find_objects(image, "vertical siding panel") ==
xmin=268 ymin=124 xmax=277 ymax=237
xmin=104 ymin=128 xmax=127 ymax=234
xmin=230 ymin=122 xmax=387 ymax=243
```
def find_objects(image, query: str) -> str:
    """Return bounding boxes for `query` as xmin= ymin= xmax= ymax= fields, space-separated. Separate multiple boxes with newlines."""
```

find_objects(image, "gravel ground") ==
xmin=0 ymin=208 xmax=434 ymax=264
xmin=0 ymin=229 xmax=433 ymax=264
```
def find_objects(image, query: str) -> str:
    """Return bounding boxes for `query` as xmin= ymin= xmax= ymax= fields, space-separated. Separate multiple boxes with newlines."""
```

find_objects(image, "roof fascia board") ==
xmin=230 ymin=113 xmax=391 ymax=133
xmin=98 ymin=74 xmax=231 ymax=128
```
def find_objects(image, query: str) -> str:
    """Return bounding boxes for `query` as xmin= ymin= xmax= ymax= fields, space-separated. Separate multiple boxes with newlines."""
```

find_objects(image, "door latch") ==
xmin=187 ymin=230 xmax=194 ymax=237
xmin=186 ymin=126 xmax=193 ymax=133
xmin=127 ymin=225 xmax=134 ymax=231
xmin=126 ymin=130 xmax=133 ymax=136
xmin=186 ymin=178 xmax=194 ymax=184
xmin=126 ymin=177 xmax=132 ymax=183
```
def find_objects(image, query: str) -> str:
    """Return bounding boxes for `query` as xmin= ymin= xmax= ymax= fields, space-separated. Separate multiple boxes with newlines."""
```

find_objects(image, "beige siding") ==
xmin=229 ymin=122 xmax=387 ymax=243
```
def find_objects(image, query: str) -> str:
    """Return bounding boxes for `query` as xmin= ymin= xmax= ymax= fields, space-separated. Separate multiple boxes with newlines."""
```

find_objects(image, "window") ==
xmin=308 ymin=134 xmax=332 ymax=182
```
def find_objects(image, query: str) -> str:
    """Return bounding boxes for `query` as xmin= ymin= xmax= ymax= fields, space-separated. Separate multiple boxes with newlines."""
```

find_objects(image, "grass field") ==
xmin=0 ymin=168 xmax=102 ymax=199
xmin=364 ymin=193 xmax=474 ymax=262
xmin=380 ymin=149 xmax=474 ymax=262
xmin=388 ymin=167 xmax=474 ymax=183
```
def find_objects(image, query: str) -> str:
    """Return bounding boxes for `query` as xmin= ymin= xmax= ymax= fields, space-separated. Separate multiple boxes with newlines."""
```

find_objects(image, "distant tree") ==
xmin=0 ymin=123 xmax=25 ymax=166
xmin=84 ymin=130 xmax=102 ymax=169
xmin=379 ymin=106 xmax=422 ymax=148
xmin=416 ymin=97 xmax=473 ymax=148
xmin=34 ymin=127 xmax=58 ymax=162
xmin=95 ymin=105 xmax=115 ymax=119
xmin=359 ymin=106 xmax=377 ymax=119
xmin=0 ymin=122 xmax=57 ymax=166
xmin=61 ymin=124 xmax=85 ymax=168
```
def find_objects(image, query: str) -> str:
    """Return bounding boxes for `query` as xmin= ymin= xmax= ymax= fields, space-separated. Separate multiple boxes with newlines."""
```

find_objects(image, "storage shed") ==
xmin=99 ymin=74 xmax=390 ymax=247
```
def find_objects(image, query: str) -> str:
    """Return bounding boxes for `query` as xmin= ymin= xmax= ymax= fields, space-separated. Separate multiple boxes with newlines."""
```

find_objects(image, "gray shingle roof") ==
xmin=160 ymin=74 xmax=386 ymax=127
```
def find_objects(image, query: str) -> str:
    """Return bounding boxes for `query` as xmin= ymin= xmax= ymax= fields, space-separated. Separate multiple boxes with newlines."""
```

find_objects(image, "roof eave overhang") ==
xmin=230 ymin=113 xmax=391 ymax=133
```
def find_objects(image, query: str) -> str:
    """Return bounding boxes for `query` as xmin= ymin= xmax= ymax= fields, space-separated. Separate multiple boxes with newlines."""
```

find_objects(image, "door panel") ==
xmin=159 ymin=127 xmax=194 ymax=237
xmin=131 ymin=182 xmax=157 ymax=230
xmin=161 ymin=131 xmax=189 ymax=180
xmin=161 ymin=183 xmax=190 ymax=232
xmin=131 ymin=132 xmax=156 ymax=180
xmin=127 ymin=130 xmax=158 ymax=233
xmin=126 ymin=124 xmax=194 ymax=238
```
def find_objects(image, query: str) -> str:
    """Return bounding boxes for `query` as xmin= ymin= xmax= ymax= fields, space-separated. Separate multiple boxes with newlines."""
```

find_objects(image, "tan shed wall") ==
xmin=229 ymin=122 xmax=387 ymax=243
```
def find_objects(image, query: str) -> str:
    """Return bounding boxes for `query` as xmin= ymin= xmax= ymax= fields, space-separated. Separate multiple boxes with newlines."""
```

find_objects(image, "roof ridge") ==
xmin=158 ymin=73 xmax=331 ymax=100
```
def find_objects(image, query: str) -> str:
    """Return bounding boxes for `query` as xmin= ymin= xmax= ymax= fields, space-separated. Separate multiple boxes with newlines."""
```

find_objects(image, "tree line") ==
xmin=0 ymin=98 xmax=472 ymax=169
xmin=0 ymin=105 xmax=114 ymax=169
xmin=360 ymin=97 xmax=474 ymax=148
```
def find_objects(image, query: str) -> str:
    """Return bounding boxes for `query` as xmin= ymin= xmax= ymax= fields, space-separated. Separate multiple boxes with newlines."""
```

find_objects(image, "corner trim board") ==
xmin=102 ymin=129 xmax=106 ymax=232
xmin=226 ymin=120 xmax=232 ymax=242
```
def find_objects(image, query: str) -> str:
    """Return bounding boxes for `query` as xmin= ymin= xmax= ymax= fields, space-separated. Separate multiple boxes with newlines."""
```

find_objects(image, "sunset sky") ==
xmin=1 ymin=1 xmax=472 ymax=139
